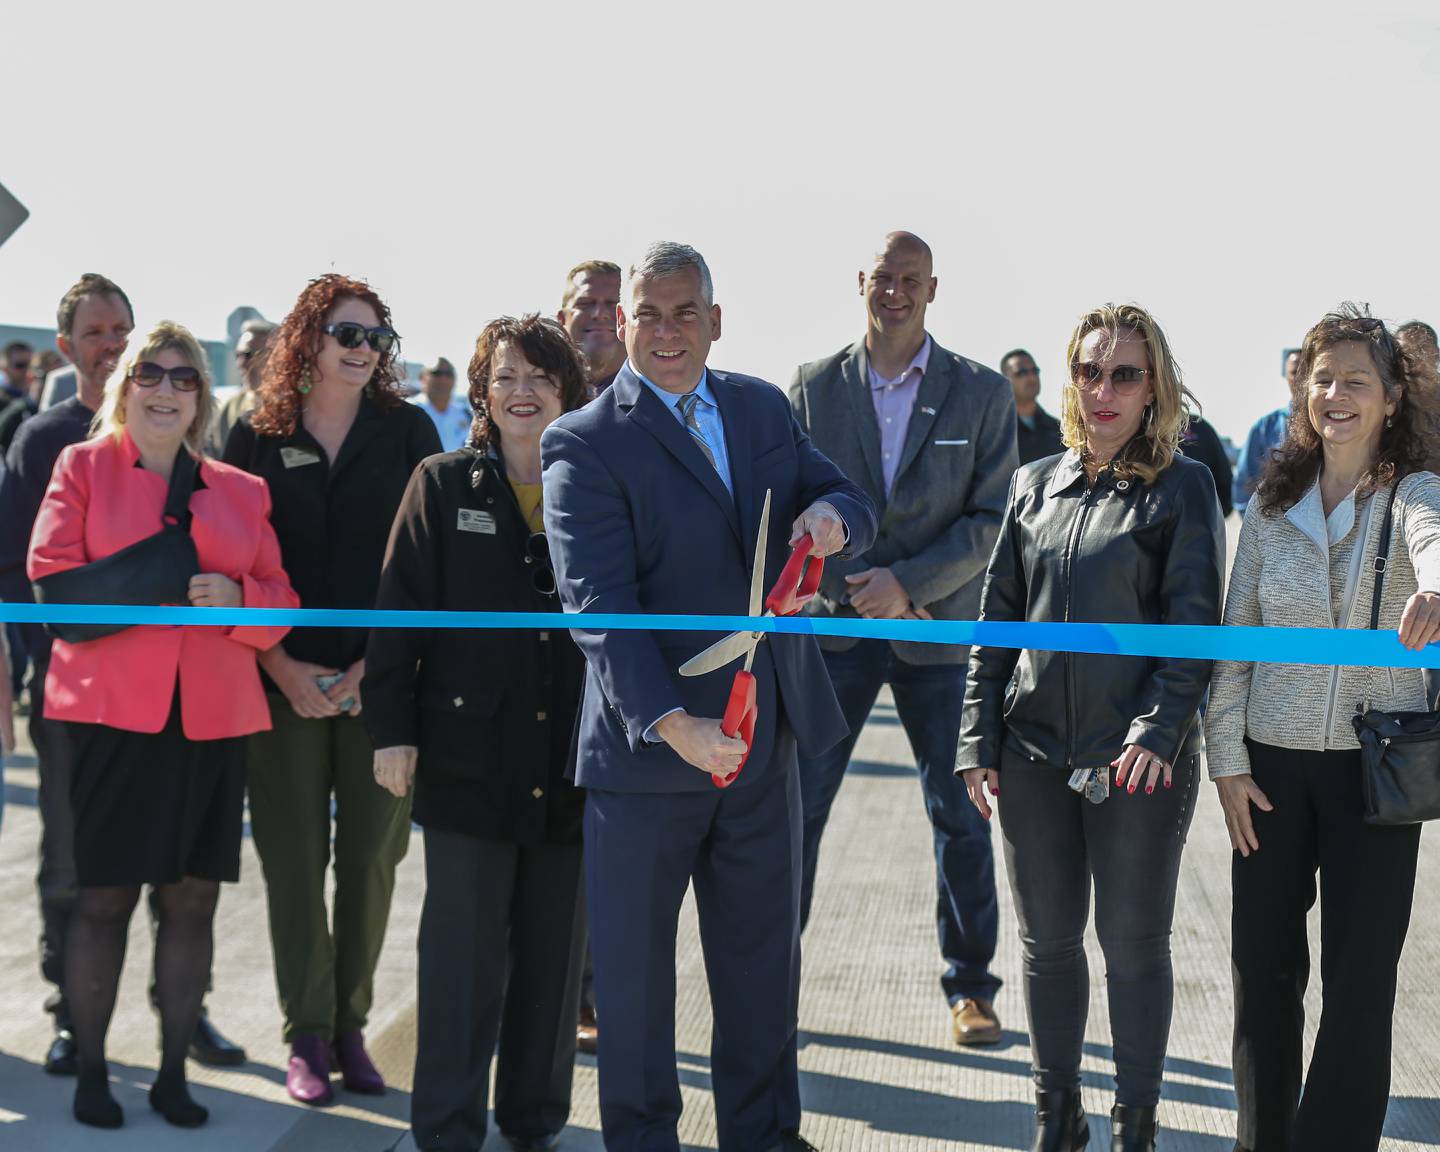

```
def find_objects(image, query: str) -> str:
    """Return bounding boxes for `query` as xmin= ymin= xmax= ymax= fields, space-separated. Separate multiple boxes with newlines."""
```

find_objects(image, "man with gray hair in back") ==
xmin=209 ymin=318 xmax=275 ymax=456
xmin=542 ymin=240 xmax=877 ymax=1152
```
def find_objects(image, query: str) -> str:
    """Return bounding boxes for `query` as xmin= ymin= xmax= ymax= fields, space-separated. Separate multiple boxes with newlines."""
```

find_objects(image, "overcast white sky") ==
xmin=2 ymin=0 xmax=1438 ymax=442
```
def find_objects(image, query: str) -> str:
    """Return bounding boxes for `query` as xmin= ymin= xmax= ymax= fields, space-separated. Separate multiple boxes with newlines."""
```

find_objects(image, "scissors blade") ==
xmin=749 ymin=489 xmax=771 ymax=618
xmin=678 ymin=629 xmax=760 ymax=677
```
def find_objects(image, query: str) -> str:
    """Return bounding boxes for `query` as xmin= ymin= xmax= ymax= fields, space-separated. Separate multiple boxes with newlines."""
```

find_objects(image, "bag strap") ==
xmin=1368 ymin=480 xmax=1400 ymax=631
xmin=161 ymin=450 xmax=198 ymax=530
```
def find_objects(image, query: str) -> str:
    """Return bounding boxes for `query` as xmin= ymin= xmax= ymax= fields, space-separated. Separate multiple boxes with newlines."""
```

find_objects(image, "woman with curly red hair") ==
xmin=222 ymin=275 xmax=440 ymax=1105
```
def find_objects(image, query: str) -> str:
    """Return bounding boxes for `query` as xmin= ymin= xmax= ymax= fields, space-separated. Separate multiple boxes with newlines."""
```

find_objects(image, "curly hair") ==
xmin=250 ymin=274 xmax=406 ymax=437
xmin=466 ymin=314 xmax=589 ymax=449
xmin=1255 ymin=304 xmax=1440 ymax=516
xmin=1058 ymin=303 xmax=1198 ymax=485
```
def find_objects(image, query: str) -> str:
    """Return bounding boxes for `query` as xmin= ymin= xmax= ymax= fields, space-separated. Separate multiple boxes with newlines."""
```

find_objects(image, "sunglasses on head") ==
xmin=130 ymin=362 xmax=202 ymax=392
xmin=1071 ymin=362 xmax=1149 ymax=395
xmin=525 ymin=532 xmax=557 ymax=597
xmin=324 ymin=321 xmax=398 ymax=354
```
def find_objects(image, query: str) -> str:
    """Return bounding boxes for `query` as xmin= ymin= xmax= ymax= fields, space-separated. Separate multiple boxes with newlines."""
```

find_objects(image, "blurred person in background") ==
xmin=367 ymin=314 xmax=589 ymax=1152
xmin=1397 ymin=319 xmax=1438 ymax=372
xmin=406 ymin=356 xmax=471 ymax=452
xmin=556 ymin=259 xmax=624 ymax=396
xmin=1233 ymin=348 xmax=1300 ymax=514
xmin=28 ymin=321 xmax=297 ymax=1128
xmin=1002 ymin=348 xmax=1065 ymax=465
xmin=222 ymin=274 xmax=441 ymax=1105
xmin=1180 ymin=410 xmax=1235 ymax=518
xmin=208 ymin=319 xmax=274 ymax=455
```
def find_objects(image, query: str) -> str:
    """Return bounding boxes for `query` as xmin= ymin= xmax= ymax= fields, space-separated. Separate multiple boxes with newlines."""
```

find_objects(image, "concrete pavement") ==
xmin=1 ymin=688 xmax=1437 ymax=1150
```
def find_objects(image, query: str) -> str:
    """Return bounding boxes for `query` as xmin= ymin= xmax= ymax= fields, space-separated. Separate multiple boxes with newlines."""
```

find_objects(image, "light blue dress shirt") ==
xmin=635 ymin=366 xmax=733 ymax=497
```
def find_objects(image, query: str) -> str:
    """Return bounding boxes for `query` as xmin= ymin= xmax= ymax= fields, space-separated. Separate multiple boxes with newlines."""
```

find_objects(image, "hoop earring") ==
xmin=1143 ymin=403 xmax=1155 ymax=429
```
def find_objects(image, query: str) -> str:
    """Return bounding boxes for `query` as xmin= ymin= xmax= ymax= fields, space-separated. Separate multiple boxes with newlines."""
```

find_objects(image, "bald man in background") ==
xmin=789 ymin=231 xmax=1017 ymax=1048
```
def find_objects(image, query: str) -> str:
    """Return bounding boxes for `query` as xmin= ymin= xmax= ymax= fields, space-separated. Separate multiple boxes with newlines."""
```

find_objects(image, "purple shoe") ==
xmin=286 ymin=1035 xmax=333 ymax=1106
xmin=332 ymin=1030 xmax=385 ymax=1095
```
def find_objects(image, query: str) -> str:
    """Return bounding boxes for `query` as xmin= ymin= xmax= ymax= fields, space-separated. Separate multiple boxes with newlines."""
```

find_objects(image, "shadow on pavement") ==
xmin=0 ymin=1049 xmax=411 ymax=1152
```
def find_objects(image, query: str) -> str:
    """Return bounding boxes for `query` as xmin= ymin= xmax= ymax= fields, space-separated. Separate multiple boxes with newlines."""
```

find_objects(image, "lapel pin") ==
xmin=920 ymin=406 xmax=936 ymax=416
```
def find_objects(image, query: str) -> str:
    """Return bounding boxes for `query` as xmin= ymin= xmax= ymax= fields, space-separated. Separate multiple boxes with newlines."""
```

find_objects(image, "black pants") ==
xmin=997 ymin=747 xmax=1199 ymax=1107
xmin=1232 ymin=741 xmax=1422 ymax=1152
xmin=411 ymin=827 xmax=585 ymax=1151
xmin=30 ymin=657 xmax=76 ymax=1027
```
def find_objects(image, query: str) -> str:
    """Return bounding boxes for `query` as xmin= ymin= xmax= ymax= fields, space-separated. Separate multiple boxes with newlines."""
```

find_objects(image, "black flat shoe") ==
xmin=44 ymin=1029 xmax=78 ymax=1076
xmin=1034 ymin=1088 xmax=1089 ymax=1152
xmin=1109 ymin=1104 xmax=1157 ymax=1152
xmin=73 ymin=1068 xmax=123 ymax=1129
xmin=188 ymin=1010 xmax=246 ymax=1067
xmin=150 ymin=1077 xmax=209 ymax=1128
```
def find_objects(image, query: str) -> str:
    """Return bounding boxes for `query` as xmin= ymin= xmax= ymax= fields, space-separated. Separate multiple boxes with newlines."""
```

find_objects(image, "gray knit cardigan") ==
xmin=1205 ymin=471 xmax=1440 ymax=779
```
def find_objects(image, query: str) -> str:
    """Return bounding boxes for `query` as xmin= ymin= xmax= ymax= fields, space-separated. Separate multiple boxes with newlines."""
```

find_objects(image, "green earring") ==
xmin=297 ymin=371 xmax=313 ymax=396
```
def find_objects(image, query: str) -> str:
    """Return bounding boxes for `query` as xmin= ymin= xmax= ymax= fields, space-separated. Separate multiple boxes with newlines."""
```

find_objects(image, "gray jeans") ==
xmin=996 ymin=746 xmax=1199 ymax=1107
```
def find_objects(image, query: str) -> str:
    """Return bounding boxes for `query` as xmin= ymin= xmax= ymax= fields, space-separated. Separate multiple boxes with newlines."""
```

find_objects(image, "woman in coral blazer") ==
xmin=27 ymin=321 xmax=297 ymax=1132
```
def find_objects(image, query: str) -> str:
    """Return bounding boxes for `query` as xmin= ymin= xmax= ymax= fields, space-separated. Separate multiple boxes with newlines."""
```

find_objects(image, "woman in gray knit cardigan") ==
xmin=1204 ymin=305 xmax=1440 ymax=1152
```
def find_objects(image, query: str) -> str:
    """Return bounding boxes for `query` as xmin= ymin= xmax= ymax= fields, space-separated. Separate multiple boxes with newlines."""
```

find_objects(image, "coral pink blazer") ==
xmin=28 ymin=431 xmax=299 ymax=739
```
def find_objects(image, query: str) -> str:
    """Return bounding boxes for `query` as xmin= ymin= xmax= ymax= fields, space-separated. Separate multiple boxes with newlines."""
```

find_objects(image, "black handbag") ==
xmin=1351 ymin=482 xmax=1440 ymax=825
xmin=31 ymin=450 xmax=201 ymax=644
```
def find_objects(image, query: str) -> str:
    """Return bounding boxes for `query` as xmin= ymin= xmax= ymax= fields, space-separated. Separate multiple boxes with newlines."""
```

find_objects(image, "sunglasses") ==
xmin=525 ymin=532 xmax=556 ymax=597
xmin=324 ymin=322 xmax=398 ymax=354
xmin=130 ymin=362 xmax=202 ymax=392
xmin=1071 ymin=362 xmax=1150 ymax=395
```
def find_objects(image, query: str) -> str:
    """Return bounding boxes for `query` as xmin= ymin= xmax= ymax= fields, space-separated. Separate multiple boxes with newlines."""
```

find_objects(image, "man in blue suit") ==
xmin=542 ymin=242 xmax=877 ymax=1152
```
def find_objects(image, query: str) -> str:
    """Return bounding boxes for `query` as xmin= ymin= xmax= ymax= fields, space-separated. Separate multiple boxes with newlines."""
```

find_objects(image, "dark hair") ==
xmin=252 ymin=274 xmax=406 ymax=437
xmin=56 ymin=273 xmax=133 ymax=337
xmin=3 ymin=340 xmax=33 ymax=358
xmin=1000 ymin=348 xmax=1035 ymax=372
xmin=466 ymin=314 xmax=588 ymax=449
xmin=1397 ymin=320 xmax=1438 ymax=346
xmin=1256 ymin=304 xmax=1440 ymax=516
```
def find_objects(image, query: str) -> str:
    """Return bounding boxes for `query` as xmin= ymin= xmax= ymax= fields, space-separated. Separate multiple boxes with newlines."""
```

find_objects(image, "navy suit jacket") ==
xmin=541 ymin=363 xmax=878 ymax=793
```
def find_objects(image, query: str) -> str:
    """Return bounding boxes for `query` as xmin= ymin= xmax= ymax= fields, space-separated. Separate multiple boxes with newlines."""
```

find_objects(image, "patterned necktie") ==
xmin=676 ymin=392 xmax=719 ymax=473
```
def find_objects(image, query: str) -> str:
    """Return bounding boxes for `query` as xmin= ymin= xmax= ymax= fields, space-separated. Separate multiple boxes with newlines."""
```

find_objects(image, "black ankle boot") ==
xmin=1033 ymin=1088 xmax=1089 ymax=1152
xmin=1109 ymin=1104 xmax=1157 ymax=1152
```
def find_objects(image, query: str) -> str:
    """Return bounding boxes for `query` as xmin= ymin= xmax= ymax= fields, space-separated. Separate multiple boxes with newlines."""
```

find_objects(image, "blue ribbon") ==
xmin=3 ymin=603 xmax=1437 ymax=669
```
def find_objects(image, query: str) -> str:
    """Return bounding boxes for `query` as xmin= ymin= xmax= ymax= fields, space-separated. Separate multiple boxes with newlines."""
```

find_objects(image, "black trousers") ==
xmin=411 ymin=827 xmax=585 ymax=1151
xmin=30 ymin=656 xmax=76 ymax=1026
xmin=997 ymin=747 xmax=1199 ymax=1107
xmin=1232 ymin=741 xmax=1422 ymax=1152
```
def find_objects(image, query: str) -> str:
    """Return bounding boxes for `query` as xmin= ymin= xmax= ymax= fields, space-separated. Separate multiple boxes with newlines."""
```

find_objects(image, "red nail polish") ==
xmin=1165 ymin=779 xmax=1172 ymax=789
xmin=1146 ymin=785 xmax=1154 ymax=794
xmin=1128 ymin=783 xmax=1137 ymax=794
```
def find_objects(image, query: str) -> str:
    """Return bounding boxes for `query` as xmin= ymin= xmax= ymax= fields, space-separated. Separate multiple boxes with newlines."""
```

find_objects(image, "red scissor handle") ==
xmin=715 ymin=668 xmax=757 ymax=788
xmin=765 ymin=535 xmax=824 ymax=617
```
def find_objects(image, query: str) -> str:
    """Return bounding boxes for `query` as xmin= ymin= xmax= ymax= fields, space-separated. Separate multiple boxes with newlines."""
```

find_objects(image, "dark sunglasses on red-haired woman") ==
xmin=323 ymin=322 xmax=398 ymax=355
xmin=130 ymin=362 xmax=202 ymax=391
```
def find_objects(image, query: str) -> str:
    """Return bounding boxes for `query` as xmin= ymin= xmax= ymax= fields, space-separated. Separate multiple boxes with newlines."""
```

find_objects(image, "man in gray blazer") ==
xmin=789 ymin=231 xmax=1017 ymax=1046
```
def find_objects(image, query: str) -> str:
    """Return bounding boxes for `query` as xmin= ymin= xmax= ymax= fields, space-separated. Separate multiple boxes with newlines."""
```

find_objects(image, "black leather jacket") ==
xmin=958 ymin=449 xmax=1224 ymax=773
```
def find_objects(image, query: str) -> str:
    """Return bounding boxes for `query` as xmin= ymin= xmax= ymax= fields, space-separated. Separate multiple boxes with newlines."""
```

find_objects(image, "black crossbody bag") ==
xmin=1351 ymin=482 xmax=1440 ymax=825
xmin=31 ymin=451 xmax=201 ymax=644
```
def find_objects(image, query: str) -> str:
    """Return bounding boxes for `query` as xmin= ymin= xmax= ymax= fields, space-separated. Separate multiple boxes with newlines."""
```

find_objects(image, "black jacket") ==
xmin=1179 ymin=415 xmax=1234 ymax=517
xmin=362 ymin=448 xmax=585 ymax=843
xmin=222 ymin=396 xmax=441 ymax=672
xmin=1016 ymin=405 xmax=1065 ymax=466
xmin=958 ymin=449 xmax=1224 ymax=774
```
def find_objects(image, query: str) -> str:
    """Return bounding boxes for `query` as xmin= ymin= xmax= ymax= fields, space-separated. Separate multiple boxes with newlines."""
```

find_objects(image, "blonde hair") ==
xmin=1059 ymin=302 xmax=1196 ymax=485
xmin=92 ymin=320 xmax=216 ymax=455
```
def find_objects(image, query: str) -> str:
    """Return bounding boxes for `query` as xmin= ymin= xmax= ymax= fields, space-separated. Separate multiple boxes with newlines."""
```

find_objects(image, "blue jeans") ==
xmin=798 ymin=640 xmax=1000 ymax=1004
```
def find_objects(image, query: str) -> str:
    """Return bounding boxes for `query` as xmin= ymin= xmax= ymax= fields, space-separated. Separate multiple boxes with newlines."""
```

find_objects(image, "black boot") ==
xmin=1033 ymin=1088 xmax=1089 ymax=1152
xmin=1109 ymin=1104 xmax=1157 ymax=1152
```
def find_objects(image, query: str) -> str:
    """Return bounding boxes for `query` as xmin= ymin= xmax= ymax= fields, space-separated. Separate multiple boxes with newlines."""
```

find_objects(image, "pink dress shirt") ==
xmin=867 ymin=335 xmax=932 ymax=492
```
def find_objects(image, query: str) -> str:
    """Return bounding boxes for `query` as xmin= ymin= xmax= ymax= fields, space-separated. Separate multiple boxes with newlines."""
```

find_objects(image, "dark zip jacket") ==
xmin=957 ymin=448 xmax=1224 ymax=774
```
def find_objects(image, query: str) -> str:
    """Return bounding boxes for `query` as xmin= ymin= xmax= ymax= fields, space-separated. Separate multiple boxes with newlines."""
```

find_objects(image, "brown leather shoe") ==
xmin=950 ymin=997 xmax=1001 ymax=1046
xmin=576 ymin=1004 xmax=598 ymax=1055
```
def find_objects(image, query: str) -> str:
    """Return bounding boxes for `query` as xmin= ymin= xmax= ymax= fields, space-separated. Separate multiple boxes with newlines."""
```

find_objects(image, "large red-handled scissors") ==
xmin=679 ymin=489 xmax=824 ymax=787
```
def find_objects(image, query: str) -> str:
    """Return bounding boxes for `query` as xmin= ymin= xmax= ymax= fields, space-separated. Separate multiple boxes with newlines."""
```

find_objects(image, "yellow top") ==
xmin=510 ymin=480 xmax=544 ymax=534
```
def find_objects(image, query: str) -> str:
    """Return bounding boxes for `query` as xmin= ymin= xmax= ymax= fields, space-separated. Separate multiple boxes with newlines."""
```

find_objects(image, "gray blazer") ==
xmin=790 ymin=338 xmax=1018 ymax=665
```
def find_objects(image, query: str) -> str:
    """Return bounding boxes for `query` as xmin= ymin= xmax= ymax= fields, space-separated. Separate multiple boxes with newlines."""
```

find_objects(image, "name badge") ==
xmin=281 ymin=447 xmax=322 ymax=469
xmin=457 ymin=509 xmax=496 ymax=535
